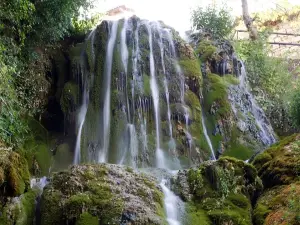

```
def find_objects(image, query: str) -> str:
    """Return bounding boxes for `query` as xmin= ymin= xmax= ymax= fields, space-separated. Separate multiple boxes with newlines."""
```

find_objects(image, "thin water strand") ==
xmin=160 ymin=178 xmax=183 ymax=225
xmin=201 ymin=113 xmax=216 ymax=160
xmin=98 ymin=20 xmax=119 ymax=163
xmin=146 ymin=22 xmax=166 ymax=168
xmin=239 ymin=63 xmax=276 ymax=145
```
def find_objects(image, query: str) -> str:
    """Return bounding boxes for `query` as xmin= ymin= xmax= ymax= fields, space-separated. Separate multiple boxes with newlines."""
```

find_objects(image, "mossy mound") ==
xmin=40 ymin=164 xmax=166 ymax=225
xmin=60 ymin=81 xmax=80 ymax=113
xmin=0 ymin=145 xmax=36 ymax=225
xmin=172 ymin=157 xmax=263 ymax=225
xmin=0 ymin=189 xmax=40 ymax=225
xmin=253 ymin=182 xmax=300 ymax=225
xmin=196 ymin=40 xmax=217 ymax=62
xmin=252 ymin=134 xmax=300 ymax=188
xmin=0 ymin=149 xmax=30 ymax=197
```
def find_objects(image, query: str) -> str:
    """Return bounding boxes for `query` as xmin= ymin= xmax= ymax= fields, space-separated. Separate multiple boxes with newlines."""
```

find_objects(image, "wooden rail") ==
xmin=236 ymin=29 xmax=300 ymax=36
xmin=235 ymin=30 xmax=300 ymax=46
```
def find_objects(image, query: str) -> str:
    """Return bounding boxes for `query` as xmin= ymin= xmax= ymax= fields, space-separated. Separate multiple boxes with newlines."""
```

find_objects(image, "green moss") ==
xmin=185 ymin=158 xmax=259 ymax=225
xmin=8 ymin=152 xmax=30 ymax=196
xmin=179 ymin=59 xmax=201 ymax=78
xmin=252 ymin=134 xmax=300 ymax=188
xmin=253 ymin=183 xmax=300 ymax=225
xmin=203 ymin=74 xmax=231 ymax=117
xmin=207 ymin=209 xmax=250 ymax=225
xmin=227 ymin=193 xmax=250 ymax=209
xmin=60 ymin=81 xmax=79 ymax=113
xmin=34 ymin=143 xmax=52 ymax=176
xmin=15 ymin=190 xmax=39 ymax=225
xmin=253 ymin=203 xmax=271 ymax=225
xmin=186 ymin=203 xmax=212 ymax=225
xmin=223 ymin=141 xmax=253 ymax=160
xmin=87 ymin=181 xmax=123 ymax=224
xmin=185 ymin=90 xmax=201 ymax=109
xmin=23 ymin=140 xmax=51 ymax=176
xmin=143 ymin=74 xmax=151 ymax=96
xmin=53 ymin=143 xmax=72 ymax=172
xmin=40 ymin=189 xmax=63 ymax=225
xmin=65 ymin=194 xmax=92 ymax=219
xmin=196 ymin=40 xmax=217 ymax=62
xmin=156 ymin=202 xmax=167 ymax=225
xmin=76 ymin=212 xmax=98 ymax=225
xmin=125 ymin=166 xmax=133 ymax=173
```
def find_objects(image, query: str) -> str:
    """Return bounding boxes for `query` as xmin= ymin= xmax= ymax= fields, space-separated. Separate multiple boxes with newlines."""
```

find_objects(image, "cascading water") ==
xmin=98 ymin=20 xmax=119 ymax=163
xmin=201 ymin=114 xmax=216 ymax=160
xmin=72 ymin=16 xmax=207 ymax=225
xmin=229 ymin=62 xmax=276 ymax=146
xmin=165 ymin=29 xmax=192 ymax=159
xmin=146 ymin=22 xmax=167 ymax=169
xmin=121 ymin=18 xmax=131 ymax=122
xmin=160 ymin=178 xmax=184 ymax=225
xmin=73 ymin=31 xmax=95 ymax=165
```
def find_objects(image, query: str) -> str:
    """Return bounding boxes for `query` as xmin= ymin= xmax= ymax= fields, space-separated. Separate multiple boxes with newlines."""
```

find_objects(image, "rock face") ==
xmin=252 ymin=134 xmax=300 ymax=225
xmin=0 ymin=147 xmax=30 ymax=198
xmin=40 ymin=164 xmax=166 ymax=225
xmin=171 ymin=157 xmax=263 ymax=225
xmin=59 ymin=15 xmax=211 ymax=167
xmin=193 ymin=37 xmax=276 ymax=160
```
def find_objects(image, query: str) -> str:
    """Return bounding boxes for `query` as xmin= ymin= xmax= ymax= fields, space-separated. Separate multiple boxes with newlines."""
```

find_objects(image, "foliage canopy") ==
xmin=191 ymin=5 xmax=234 ymax=39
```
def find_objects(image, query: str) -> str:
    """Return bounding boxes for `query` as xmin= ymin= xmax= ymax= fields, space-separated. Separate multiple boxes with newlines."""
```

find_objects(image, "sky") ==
xmin=90 ymin=0 xmax=300 ymax=35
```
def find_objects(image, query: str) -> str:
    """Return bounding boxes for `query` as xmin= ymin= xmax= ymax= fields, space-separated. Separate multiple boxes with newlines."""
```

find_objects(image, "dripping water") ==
xmin=233 ymin=62 xmax=276 ymax=145
xmin=73 ymin=31 xmax=95 ymax=164
xmin=98 ymin=20 xmax=119 ymax=163
xmin=201 ymin=114 xmax=216 ymax=160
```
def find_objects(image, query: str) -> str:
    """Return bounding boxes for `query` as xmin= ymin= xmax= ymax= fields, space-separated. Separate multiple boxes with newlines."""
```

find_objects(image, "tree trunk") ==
xmin=241 ymin=0 xmax=258 ymax=40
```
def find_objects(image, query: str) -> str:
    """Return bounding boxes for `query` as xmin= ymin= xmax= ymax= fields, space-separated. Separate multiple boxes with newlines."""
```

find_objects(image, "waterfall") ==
xmin=146 ymin=22 xmax=166 ymax=168
xmin=73 ymin=85 xmax=88 ymax=164
xmin=119 ymin=124 xmax=139 ymax=168
xmin=121 ymin=18 xmax=131 ymax=122
xmin=98 ymin=20 xmax=119 ymax=163
xmin=160 ymin=178 xmax=184 ymax=225
xmin=229 ymin=62 xmax=276 ymax=146
xmin=165 ymin=29 xmax=192 ymax=159
xmin=73 ymin=31 xmax=95 ymax=165
xmin=156 ymin=23 xmax=174 ymax=140
xmin=201 ymin=114 xmax=216 ymax=160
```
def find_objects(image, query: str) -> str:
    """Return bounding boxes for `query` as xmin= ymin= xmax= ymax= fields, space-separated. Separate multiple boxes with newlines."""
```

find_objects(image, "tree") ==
xmin=241 ymin=0 xmax=258 ymax=40
xmin=191 ymin=5 xmax=234 ymax=40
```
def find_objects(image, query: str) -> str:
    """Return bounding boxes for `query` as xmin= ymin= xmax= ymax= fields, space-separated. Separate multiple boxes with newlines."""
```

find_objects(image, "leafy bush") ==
xmin=290 ymin=90 xmax=300 ymax=127
xmin=191 ymin=5 xmax=234 ymax=39
xmin=71 ymin=13 xmax=104 ymax=36
xmin=234 ymin=35 xmax=297 ymax=134
xmin=0 ymin=44 xmax=28 ymax=147
xmin=0 ymin=0 xmax=96 ymax=146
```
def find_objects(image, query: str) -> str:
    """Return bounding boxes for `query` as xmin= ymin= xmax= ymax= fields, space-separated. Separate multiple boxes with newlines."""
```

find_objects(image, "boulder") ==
xmin=40 ymin=164 xmax=166 ymax=225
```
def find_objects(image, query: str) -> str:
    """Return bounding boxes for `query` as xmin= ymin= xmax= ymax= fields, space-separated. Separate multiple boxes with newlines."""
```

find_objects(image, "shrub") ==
xmin=191 ymin=5 xmax=234 ymax=39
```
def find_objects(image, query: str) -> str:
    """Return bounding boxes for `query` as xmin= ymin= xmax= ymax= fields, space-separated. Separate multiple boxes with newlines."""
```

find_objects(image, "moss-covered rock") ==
xmin=0 ymin=149 xmax=30 ymax=197
xmin=40 ymin=164 xmax=166 ymax=225
xmin=253 ymin=183 xmax=300 ymax=225
xmin=251 ymin=134 xmax=300 ymax=225
xmin=0 ymin=189 xmax=39 ymax=225
xmin=196 ymin=40 xmax=217 ymax=62
xmin=60 ymin=81 xmax=80 ymax=114
xmin=172 ymin=157 xmax=263 ymax=225
xmin=252 ymin=134 xmax=300 ymax=188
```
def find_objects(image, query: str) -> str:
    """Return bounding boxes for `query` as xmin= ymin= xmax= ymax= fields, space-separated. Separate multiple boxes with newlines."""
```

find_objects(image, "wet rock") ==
xmin=40 ymin=164 xmax=166 ymax=225
xmin=172 ymin=157 xmax=263 ymax=225
xmin=252 ymin=134 xmax=300 ymax=188
xmin=252 ymin=134 xmax=300 ymax=225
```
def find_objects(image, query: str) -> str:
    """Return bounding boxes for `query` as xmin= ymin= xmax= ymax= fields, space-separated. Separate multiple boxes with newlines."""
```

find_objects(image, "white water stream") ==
xmin=201 ymin=114 xmax=216 ymax=160
xmin=238 ymin=62 xmax=276 ymax=145
xmin=98 ymin=20 xmax=119 ymax=163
